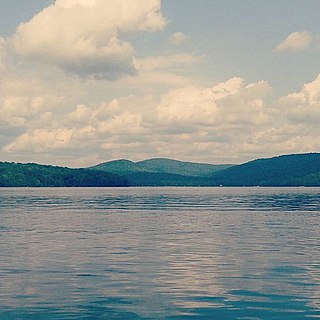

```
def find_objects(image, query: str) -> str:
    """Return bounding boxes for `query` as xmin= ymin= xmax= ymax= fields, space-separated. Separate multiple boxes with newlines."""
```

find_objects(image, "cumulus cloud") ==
xmin=10 ymin=0 xmax=166 ymax=79
xmin=2 ymin=73 xmax=320 ymax=165
xmin=169 ymin=32 xmax=190 ymax=45
xmin=279 ymin=74 xmax=320 ymax=123
xmin=98 ymin=112 xmax=144 ymax=135
xmin=4 ymin=128 xmax=74 ymax=153
xmin=134 ymin=54 xmax=200 ymax=71
xmin=274 ymin=31 xmax=312 ymax=53
xmin=66 ymin=104 xmax=93 ymax=124
xmin=1 ymin=77 xmax=272 ymax=163
xmin=244 ymin=75 xmax=320 ymax=157
xmin=0 ymin=96 xmax=45 ymax=129
xmin=157 ymin=77 xmax=270 ymax=126
xmin=3 ymin=95 xmax=148 ymax=156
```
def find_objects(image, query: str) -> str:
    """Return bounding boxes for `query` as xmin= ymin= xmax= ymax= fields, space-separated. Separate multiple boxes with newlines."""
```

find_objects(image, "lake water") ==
xmin=0 ymin=187 xmax=319 ymax=319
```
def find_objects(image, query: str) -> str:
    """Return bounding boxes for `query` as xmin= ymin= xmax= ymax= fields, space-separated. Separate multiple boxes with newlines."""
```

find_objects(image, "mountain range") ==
xmin=89 ymin=158 xmax=232 ymax=186
xmin=1 ymin=153 xmax=319 ymax=187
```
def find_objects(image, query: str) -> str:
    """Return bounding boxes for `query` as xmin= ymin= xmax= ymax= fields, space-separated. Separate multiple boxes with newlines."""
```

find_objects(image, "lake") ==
xmin=0 ymin=187 xmax=319 ymax=319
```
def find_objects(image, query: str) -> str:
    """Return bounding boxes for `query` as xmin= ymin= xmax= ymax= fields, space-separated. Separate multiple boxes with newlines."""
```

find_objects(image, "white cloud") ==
xmin=169 ymin=32 xmax=190 ymax=46
xmin=0 ymin=96 xmax=45 ymax=129
xmin=66 ymin=104 xmax=93 ymax=124
xmin=4 ymin=128 xmax=74 ymax=153
xmin=1 ymin=77 xmax=272 ymax=163
xmin=134 ymin=54 xmax=200 ymax=71
xmin=279 ymin=74 xmax=320 ymax=124
xmin=2 ymin=73 xmax=320 ymax=166
xmin=97 ymin=112 xmax=145 ymax=135
xmin=244 ymin=75 xmax=320 ymax=158
xmin=274 ymin=31 xmax=312 ymax=53
xmin=10 ymin=0 xmax=166 ymax=79
xmin=157 ymin=77 xmax=270 ymax=126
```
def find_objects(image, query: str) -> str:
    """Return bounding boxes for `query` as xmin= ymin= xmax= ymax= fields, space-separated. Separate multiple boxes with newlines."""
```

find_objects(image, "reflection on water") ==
xmin=0 ymin=187 xmax=319 ymax=319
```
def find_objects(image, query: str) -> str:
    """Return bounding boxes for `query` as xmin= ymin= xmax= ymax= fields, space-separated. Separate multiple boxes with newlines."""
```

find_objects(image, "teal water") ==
xmin=0 ymin=187 xmax=319 ymax=319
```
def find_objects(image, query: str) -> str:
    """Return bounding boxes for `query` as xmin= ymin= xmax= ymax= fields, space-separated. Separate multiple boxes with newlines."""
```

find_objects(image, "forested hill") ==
xmin=89 ymin=158 xmax=232 ymax=186
xmin=210 ymin=153 xmax=320 ymax=186
xmin=0 ymin=162 xmax=128 ymax=187
xmin=90 ymin=158 xmax=232 ymax=176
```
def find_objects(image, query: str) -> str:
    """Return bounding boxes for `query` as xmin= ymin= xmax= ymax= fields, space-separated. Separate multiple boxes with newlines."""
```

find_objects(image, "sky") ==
xmin=0 ymin=0 xmax=319 ymax=167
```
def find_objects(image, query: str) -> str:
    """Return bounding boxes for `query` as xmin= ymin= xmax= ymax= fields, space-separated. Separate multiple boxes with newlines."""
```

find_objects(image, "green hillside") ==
xmin=135 ymin=158 xmax=231 ymax=176
xmin=90 ymin=159 xmax=147 ymax=175
xmin=90 ymin=158 xmax=231 ymax=176
xmin=210 ymin=153 xmax=320 ymax=186
xmin=89 ymin=158 xmax=232 ymax=186
xmin=0 ymin=162 xmax=128 ymax=187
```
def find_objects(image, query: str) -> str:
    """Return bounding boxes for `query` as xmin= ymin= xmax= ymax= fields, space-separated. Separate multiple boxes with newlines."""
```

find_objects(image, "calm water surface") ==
xmin=0 ymin=187 xmax=319 ymax=319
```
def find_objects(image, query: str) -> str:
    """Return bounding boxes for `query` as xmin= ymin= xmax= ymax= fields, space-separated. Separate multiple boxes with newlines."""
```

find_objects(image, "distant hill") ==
xmin=91 ymin=159 xmax=144 ymax=175
xmin=90 ymin=158 xmax=231 ymax=176
xmin=0 ymin=162 xmax=128 ymax=187
xmin=135 ymin=158 xmax=231 ymax=176
xmin=89 ymin=158 xmax=232 ymax=186
xmin=210 ymin=153 xmax=320 ymax=186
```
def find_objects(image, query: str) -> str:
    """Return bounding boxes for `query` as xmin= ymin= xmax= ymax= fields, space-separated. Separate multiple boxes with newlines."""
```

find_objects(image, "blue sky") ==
xmin=0 ymin=1 xmax=319 ymax=166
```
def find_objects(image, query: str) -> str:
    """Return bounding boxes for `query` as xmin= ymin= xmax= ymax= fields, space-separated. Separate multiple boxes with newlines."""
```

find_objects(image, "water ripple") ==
xmin=0 ymin=187 xmax=319 ymax=319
